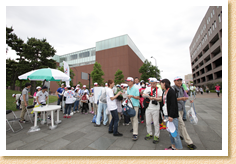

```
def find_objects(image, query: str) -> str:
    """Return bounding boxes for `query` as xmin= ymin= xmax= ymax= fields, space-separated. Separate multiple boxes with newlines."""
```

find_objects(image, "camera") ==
xmin=152 ymin=100 xmax=158 ymax=105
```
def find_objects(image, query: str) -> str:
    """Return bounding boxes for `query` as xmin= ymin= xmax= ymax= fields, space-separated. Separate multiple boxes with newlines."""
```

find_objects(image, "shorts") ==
xmin=91 ymin=103 xmax=93 ymax=107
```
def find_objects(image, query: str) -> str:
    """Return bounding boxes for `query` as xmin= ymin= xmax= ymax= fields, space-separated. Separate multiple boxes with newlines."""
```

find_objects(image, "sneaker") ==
xmin=183 ymin=118 xmax=187 ymax=121
xmin=153 ymin=136 xmax=159 ymax=144
xmin=67 ymin=116 xmax=71 ymax=118
xmin=130 ymin=129 xmax=133 ymax=133
xmin=82 ymin=112 xmax=85 ymax=114
xmin=144 ymin=134 xmax=153 ymax=140
xmin=23 ymin=119 xmax=29 ymax=123
xmin=19 ymin=120 xmax=25 ymax=123
xmin=132 ymin=135 xmax=138 ymax=141
xmin=94 ymin=124 xmax=101 ymax=127
xmin=126 ymin=123 xmax=129 ymax=126
xmin=160 ymin=126 xmax=166 ymax=130
xmin=141 ymin=120 xmax=144 ymax=124
xmin=188 ymin=144 xmax=197 ymax=150
xmin=113 ymin=132 xmax=123 ymax=136
xmin=89 ymin=111 xmax=92 ymax=113
xmin=77 ymin=111 xmax=80 ymax=113
xmin=165 ymin=146 xmax=176 ymax=150
xmin=63 ymin=115 xmax=67 ymax=118
xmin=123 ymin=123 xmax=126 ymax=126
xmin=160 ymin=123 xmax=163 ymax=127
xmin=74 ymin=111 xmax=76 ymax=114
xmin=180 ymin=136 xmax=184 ymax=140
xmin=108 ymin=130 xmax=113 ymax=134
xmin=91 ymin=111 xmax=94 ymax=114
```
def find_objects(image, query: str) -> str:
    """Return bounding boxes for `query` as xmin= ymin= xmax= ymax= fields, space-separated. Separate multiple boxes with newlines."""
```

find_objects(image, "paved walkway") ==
xmin=6 ymin=93 xmax=222 ymax=150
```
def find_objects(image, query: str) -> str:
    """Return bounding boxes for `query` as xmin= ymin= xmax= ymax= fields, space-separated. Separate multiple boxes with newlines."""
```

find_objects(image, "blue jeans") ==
xmin=73 ymin=100 xmax=80 ymax=111
xmin=96 ymin=103 xmax=108 ymax=125
xmin=190 ymin=91 xmax=196 ymax=98
xmin=183 ymin=101 xmax=186 ymax=120
xmin=164 ymin=116 xmax=183 ymax=149
xmin=57 ymin=98 xmax=61 ymax=105
xmin=64 ymin=104 xmax=72 ymax=115
xmin=109 ymin=109 xmax=119 ymax=134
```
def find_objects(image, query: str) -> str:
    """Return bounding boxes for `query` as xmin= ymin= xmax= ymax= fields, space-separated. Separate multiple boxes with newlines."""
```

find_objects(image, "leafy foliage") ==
xmin=90 ymin=61 xmax=105 ymax=86
xmin=139 ymin=59 xmax=161 ymax=82
xmin=114 ymin=69 xmax=125 ymax=85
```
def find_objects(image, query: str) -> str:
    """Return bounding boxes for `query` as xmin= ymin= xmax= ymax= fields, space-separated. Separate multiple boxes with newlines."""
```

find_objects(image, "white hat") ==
xmin=36 ymin=86 xmax=41 ymax=89
xmin=12 ymin=94 xmax=16 ymax=97
xmin=66 ymin=85 xmax=71 ymax=88
xmin=61 ymin=83 xmax=65 ymax=86
xmin=116 ymin=84 xmax=120 ymax=87
xmin=174 ymin=76 xmax=183 ymax=81
xmin=77 ymin=84 xmax=80 ymax=87
xmin=72 ymin=87 xmax=74 ymax=90
xmin=125 ymin=77 xmax=134 ymax=82
xmin=105 ymin=83 xmax=108 ymax=86
xmin=149 ymin=78 xmax=158 ymax=83
xmin=94 ymin=82 xmax=98 ymax=86
xmin=83 ymin=85 xmax=86 ymax=88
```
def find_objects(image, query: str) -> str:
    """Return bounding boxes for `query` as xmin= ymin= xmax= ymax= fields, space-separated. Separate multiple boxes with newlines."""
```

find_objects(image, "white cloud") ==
xmin=6 ymin=3 xmax=210 ymax=82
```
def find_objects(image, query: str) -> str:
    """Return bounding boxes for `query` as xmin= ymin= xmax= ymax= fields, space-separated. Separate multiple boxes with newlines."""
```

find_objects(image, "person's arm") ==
xmin=167 ymin=90 xmax=177 ymax=122
xmin=55 ymin=90 xmax=59 ymax=98
xmin=23 ymin=94 xmax=27 ymax=106
xmin=36 ymin=96 xmax=40 ymax=104
xmin=110 ymin=91 xmax=122 ymax=101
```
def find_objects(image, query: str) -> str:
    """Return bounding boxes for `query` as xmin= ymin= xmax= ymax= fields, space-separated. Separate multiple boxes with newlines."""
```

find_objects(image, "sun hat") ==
xmin=12 ymin=94 xmax=16 ymax=97
xmin=77 ymin=84 xmax=80 ymax=87
xmin=125 ymin=77 xmax=134 ymax=82
xmin=94 ymin=82 xmax=98 ymax=86
xmin=83 ymin=85 xmax=86 ymax=88
xmin=36 ymin=86 xmax=41 ymax=89
xmin=61 ymin=83 xmax=65 ymax=86
xmin=174 ymin=76 xmax=183 ymax=81
xmin=150 ymin=78 xmax=158 ymax=83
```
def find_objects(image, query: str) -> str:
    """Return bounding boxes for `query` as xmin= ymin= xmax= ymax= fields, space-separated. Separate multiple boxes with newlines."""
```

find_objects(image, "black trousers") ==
xmin=82 ymin=103 xmax=89 ymax=113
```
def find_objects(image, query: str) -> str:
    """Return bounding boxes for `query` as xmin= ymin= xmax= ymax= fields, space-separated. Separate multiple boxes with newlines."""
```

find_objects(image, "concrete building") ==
xmin=184 ymin=74 xmax=193 ymax=84
xmin=189 ymin=6 xmax=222 ymax=86
xmin=51 ymin=34 xmax=145 ymax=92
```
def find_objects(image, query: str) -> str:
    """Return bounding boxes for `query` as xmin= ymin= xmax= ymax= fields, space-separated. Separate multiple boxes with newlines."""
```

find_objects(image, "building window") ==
xmin=212 ymin=23 xmax=214 ymax=31
xmin=210 ymin=27 xmax=212 ymax=34
xmin=70 ymin=54 xmax=77 ymax=60
xmin=218 ymin=14 xmax=221 ymax=22
xmin=211 ymin=13 xmax=213 ymax=18
xmin=60 ymin=57 xmax=67 ymax=62
xmin=214 ymin=21 xmax=217 ymax=28
xmin=79 ymin=51 xmax=90 ymax=58
xmin=208 ymin=29 xmax=210 ymax=36
xmin=209 ymin=17 xmax=210 ymax=22
xmin=213 ymin=9 xmax=215 ymax=15
xmin=207 ymin=20 xmax=208 ymax=24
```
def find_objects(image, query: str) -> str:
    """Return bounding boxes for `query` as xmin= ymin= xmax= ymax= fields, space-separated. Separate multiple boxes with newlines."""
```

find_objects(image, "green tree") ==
xmin=114 ymin=69 xmax=125 ymax=85
xmin=139 ymin=59 xmax=160 ymax=82
xmin=56 ymin=65 xmax=75 ymax=87
xmin=91 ymin=61 xmax=104 ymax=86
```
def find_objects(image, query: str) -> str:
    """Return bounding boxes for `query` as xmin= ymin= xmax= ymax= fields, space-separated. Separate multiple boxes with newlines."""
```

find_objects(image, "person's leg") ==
xmin=20 ymin=102 xmax=27 ymax=121
xmin=73 ymin=101 xmax=77 ymax=112
xmin=112 ymin=109 xmax=119 ymax=134
xmin=141 ymin=106 xmax=145 ymax=121
xmin=109 ymin=113 xmax=112 ymax=124
xmin=103 ymin=104 xmax=108 ymax=125
xmin=170 ymin=118 xmax=183 ymax=150
xmin=178 ymin=111 xmax=193 ymax=145
xmin=109 ymin=110 xmax=115 ymax=132
xmin=85 ymin=103 xmax=88 ymax=113
xmin=132 ymin=106 xmax=139 ymax=135
xmin=145 ymin=109 xmax=152 ymax=135
xmin=96 ymin=103 xmax=102 ymax=125
xmin=68 ymin=104 xmax=72 ymax=115
xmin=64 ymin=104 xmax=68 ymax=115
xmin=57 ymin=98 xmax=60 ymax=105
xmin=153 ymin=110 xmax=160 ymax=138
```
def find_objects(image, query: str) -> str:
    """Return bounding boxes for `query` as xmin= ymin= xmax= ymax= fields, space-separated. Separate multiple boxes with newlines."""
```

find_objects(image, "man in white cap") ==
xmin=12 ymin=93 xmax=22 ymax=110
xmin=36 ymin=86 xmax=48 ymax=105
xmin=105 ymin=83 xmax=108 ymax=87
xmin=126 ymin=77 xmax=140 ymax=141
xmin=142 ymin=78 xmax=162 ymax=144
xmin=172 ymin=76 xmax=197 ymax=150
xmin=55 ymin=83 xmax=65 ymax=111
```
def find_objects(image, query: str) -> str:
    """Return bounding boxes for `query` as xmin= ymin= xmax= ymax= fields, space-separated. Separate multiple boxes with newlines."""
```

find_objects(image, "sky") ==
xmin=5 ymin=1 xmax=210 ymax=82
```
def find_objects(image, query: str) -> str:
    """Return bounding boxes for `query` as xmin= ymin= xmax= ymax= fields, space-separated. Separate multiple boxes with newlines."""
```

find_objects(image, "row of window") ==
xmin=59 ymin=50 xmax=96 ymax=62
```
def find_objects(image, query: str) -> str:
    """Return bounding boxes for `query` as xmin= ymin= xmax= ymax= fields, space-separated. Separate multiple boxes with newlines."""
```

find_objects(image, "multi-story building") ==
xmin=189 ymin=6 xmax=222 ymax=86
xmin=184 ymin=74 xmax=193 ymax=84
xmin=51 ymin=34 xmax=145 ymax=92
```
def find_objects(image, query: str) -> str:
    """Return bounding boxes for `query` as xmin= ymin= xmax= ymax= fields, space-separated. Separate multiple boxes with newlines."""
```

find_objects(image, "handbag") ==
xmin=122 ymin=98 xmax=136 ymax=117
xmin=187 ymin=103 xmax=198 ymax=125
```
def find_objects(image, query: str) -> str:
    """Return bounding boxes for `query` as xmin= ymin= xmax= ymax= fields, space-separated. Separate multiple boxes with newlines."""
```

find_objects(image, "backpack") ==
xmin=82 ymin=94 xmax=87 ymax=101
xmin=99 ymin=88 xmax=107 ymax=103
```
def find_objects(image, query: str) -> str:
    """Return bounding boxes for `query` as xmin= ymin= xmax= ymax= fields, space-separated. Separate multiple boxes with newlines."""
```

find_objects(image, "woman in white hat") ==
xmin=33 ymin=86 xmax=41 ymax=105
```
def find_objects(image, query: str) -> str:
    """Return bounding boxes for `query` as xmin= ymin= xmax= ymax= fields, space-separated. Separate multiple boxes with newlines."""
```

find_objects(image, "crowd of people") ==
xmin=12 ymin=76 xmax=221 ymax=150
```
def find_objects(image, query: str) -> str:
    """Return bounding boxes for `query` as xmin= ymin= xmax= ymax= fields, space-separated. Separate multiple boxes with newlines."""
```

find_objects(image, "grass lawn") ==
xmin=6 ymin=89 xmax=58 ymax=111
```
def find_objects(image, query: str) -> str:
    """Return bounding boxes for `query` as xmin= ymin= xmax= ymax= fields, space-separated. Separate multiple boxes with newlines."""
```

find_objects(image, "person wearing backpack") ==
xmin=106 ymin=79 xmax=123 ymax=136
xmin=142 ymin=78 xmax=162 ymax=144
xmin=63 ymin=86 xmax=75 ymax=118
xmin=94 ymin=85 xmax=108 ymax=127
xmin=172 ymin=76 xmax=197 ymax=150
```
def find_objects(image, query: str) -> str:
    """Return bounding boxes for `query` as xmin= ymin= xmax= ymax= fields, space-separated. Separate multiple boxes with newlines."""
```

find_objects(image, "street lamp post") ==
xmin=151 ymin=56 xmax=158 ymax=79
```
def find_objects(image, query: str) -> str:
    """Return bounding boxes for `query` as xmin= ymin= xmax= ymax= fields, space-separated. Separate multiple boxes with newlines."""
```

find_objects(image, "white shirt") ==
xmin=99 ymin=87 xmax=107 ymax=104
xmin=36 ymin=91 xmax=48 ymax=105
xmin=143 ymin=87 xmax=162 ymax=110
xmin=89 ymin=95 xmax=94 ymax=103
xmin=64 ymin=90 xmax=75 ymax=104
xmin=106 ymin=87 xmax=117 ymax=111
xmin=134 ymin=83 xmax=141 ymax=90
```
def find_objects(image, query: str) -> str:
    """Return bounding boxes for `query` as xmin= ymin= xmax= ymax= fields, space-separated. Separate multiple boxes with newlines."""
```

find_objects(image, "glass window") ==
xmin=70 ymin=54 xmax=77 ymax=60
xmin=212 ymin=23 xmax=214 ymax=31
xmin=60 ymin=57 xmax=67 ymax=62
xmin=213 ymin=9 xmax=215 ymax=15
xmin=207 ymin=20 xmax=208 ymax=24
xmin=218 ymin=14 xmax=221 ymax=22
xmin=210 ymin=27 xmax=212 ymax=34
xmin=214 ymin=21 xmax=217 ymax=28
xmin=211 ymin=13 xmax=213 ymax=18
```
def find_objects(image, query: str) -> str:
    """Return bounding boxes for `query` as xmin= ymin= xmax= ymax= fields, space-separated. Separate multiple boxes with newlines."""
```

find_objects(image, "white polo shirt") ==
xmin=36 ymin=91 xmax=48 ymax=105
xmin=143 ymin=87 xmax=162 ymax=110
